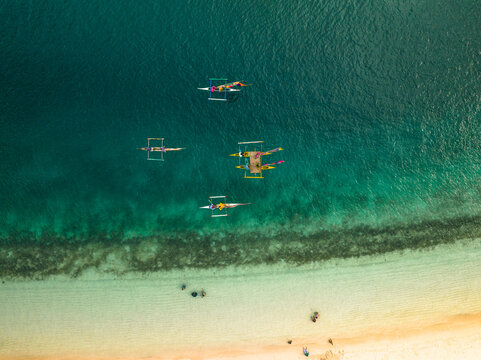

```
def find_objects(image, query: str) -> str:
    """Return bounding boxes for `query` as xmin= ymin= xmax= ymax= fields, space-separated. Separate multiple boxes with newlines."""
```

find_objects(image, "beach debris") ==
xmin=188 ymin=289 xmax=206 ymax=298
xmin=181 ymin=284 xmax=186 ymax=290
xmin=328 ymin=338 xmax=333 ymax=345
xmin=319 ymin=350 xmax=342 ymax=360
xmin=287 ymin=339 xmax=292 ymax=344
xmin=303 ymin=346 xmax=309 ymax=357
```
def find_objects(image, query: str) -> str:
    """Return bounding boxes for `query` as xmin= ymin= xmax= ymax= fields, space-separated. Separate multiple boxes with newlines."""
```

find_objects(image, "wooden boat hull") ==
xmin=230 ymin=152 xmax=272 ymax=157
xmin=236 ymin=165 xmax=275 ymax=170
xmin=197 ymin=87 xmax=240 ymax=92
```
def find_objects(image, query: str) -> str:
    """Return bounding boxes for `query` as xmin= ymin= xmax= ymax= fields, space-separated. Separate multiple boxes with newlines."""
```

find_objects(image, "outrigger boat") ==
xmin=137 ymin=138 xmax=185 ymax=161
xmin=230 ymin=141 xmax=284 ymax=179
xmin=200 ymin=196 xmax=250 ymax=217
xmin=198 ymin=78 xmax=250 ymax=101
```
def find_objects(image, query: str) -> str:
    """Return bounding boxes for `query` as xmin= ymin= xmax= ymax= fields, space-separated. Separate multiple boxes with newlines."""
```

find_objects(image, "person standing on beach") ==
xmin=303 ymin=346 xmax=309 ymax=357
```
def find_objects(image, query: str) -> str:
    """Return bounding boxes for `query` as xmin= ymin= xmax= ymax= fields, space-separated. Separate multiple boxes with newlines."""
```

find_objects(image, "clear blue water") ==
xmin=1 ymin=0 xmax=481 ymax=277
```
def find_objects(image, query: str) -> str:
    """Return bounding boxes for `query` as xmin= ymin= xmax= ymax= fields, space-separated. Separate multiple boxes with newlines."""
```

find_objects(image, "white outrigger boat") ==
xmin=137 ymin=138 xmax=185 ymax=162
xmin=200 ymin=196 xmax=250 ymax=217
xmin=198 ymin=78 xmax=250 ymax=101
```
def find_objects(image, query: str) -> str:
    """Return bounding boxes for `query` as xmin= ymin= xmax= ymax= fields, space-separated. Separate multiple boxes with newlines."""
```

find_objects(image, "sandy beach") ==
xmin=3 ymin=0 xmax=481 ymax=359
xmin=1 ymin=239 xmax=480 ymax=360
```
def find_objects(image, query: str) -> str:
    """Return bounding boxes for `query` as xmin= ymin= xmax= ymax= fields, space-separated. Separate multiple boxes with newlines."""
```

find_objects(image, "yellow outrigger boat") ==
xmin=200 ymin=196 xmax=250 ymax=217
xmin=230 ymin=141 xmax=284 ymax=179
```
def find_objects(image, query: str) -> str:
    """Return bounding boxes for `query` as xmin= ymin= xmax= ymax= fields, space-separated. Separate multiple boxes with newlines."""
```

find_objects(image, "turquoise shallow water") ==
xmin=1 ymin=0 xmax=481 ymax=277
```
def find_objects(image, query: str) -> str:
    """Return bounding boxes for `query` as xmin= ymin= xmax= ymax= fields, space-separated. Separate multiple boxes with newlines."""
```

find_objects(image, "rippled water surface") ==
xmin=1 ymin=0 xmax=480 ymax=277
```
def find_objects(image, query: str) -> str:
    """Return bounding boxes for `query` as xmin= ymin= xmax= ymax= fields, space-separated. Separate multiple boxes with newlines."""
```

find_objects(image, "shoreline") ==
xmin=1 ymin=240 xmax=480 ymax=359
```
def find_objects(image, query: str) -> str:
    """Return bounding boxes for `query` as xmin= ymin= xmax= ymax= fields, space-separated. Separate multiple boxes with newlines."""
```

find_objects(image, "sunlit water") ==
xmin=1 ymin=0 xmax=480 ymax=277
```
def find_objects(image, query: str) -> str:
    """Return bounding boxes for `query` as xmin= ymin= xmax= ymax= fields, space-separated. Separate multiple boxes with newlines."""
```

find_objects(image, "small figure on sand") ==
xmin=287 ymin=339 xmax=292 ymax=344
xmin=311 ymin=311 xmax=319 ymax=322
xmin=191 ymin=291 xmax=198 ymax=297
xmin=303 ymin=346 xmax=309 ymax=357
xmin=201 ymin=289 xmax=206 ymax=297
xmin=181 ymin=284 xmax=186 ymax=291
xmin=328 ymin=338 xmax=333 ymax=346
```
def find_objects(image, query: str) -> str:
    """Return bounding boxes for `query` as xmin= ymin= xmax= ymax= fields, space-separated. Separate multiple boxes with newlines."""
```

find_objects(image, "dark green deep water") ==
xmin=1 ymin=1 xmax=481 ymax=278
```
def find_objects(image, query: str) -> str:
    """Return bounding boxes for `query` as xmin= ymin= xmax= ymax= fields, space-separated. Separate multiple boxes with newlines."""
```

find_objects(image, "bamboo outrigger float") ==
xmin=137 ymin=138 xmax=185 ymax=162
xmin=230 ymin=141 xmax=284 ymax=179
